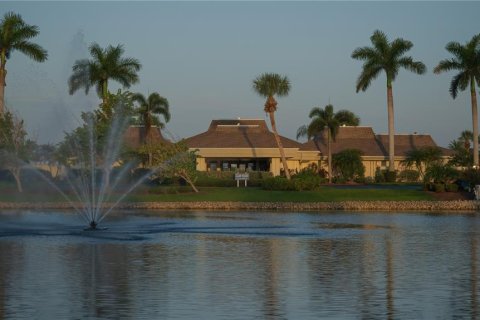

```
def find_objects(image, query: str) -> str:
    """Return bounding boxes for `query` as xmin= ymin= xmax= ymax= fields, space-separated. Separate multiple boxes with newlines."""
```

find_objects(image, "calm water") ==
xmin=0 ymin=210 xmax=479 ymax=319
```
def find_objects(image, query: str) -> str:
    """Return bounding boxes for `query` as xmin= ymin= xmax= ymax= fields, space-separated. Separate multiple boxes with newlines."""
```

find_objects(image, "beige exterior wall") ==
xmin=190 ymin=147 xmax=450 ymax=180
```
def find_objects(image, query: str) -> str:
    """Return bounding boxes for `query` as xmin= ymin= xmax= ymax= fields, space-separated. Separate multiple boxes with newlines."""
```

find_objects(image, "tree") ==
xmin=352 ymin=30 xmax=426 ymax=173
xmin=132 ymin=92 xmax=170 ymax=139
xmin=401 ymin=146 xmax=443 ymax=179
xmin=253 ymin=73 xmax=292 ymax=179
xmin=0 ymin=12 xmax=48 ymax=114
xmin=296 ymin=104 xmax=360 ymax=183
xmin=0 ymin=111 xmax=32 ymax=192
xmin=331 ymin=149 xmax=365 ymax=182
xmin=434 ymin=34 xmax=480 ymax=167
xmin=137 ymin=141 xmax=199 ymax=192
xmin=68 ymin=43 xmax=141 ymax=106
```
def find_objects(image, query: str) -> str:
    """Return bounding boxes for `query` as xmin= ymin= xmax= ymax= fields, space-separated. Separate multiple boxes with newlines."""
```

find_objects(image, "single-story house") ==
xmin=185 ymin=118 xmax=452 ymax=178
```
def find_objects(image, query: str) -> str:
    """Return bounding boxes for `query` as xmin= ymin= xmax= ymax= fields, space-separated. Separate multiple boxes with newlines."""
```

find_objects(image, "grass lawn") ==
xmin=125 ymin=186 xmax=433 ymax=202
xmin=0 ymin=182 xmax=434 ymax=203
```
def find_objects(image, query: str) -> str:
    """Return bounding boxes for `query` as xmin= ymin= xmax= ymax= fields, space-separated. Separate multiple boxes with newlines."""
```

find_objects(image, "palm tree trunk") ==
xmin=269 ymin=111 xmax=291 ymax=180
xmin=12 ymin=168 xmax=23 ymax=193
xmin=327 ymin=129 xmax=332 ymax=183
xmin=471 ymin=78 xmax=479 ymax=168
xmin=0 ymin=52 xmax=6 ymax=115
xmin=387 ymin=83 xmax=395 ymax=173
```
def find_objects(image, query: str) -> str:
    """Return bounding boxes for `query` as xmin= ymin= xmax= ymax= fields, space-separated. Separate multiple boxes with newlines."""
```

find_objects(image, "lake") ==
xmin=0 ymin=210 xmax=478 ymax=319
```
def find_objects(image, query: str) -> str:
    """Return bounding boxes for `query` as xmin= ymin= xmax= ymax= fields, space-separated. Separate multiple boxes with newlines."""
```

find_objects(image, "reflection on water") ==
xmin=0 ymin=210 xmax=479 ymax=319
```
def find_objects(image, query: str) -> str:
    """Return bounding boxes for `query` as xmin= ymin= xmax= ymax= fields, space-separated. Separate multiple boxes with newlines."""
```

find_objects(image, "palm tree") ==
xmin=0 ymin=12 xmax=48 ymax=114
xmin=352 ymin=30 xmax=426 ymax=173
xmin=253 ymin=73 xmax=292 ymax=179
xmin=434 ymin=34 xmax=480 ymax=167
xmin=132 ymin=92 xmax=170 ymax=143
xmin=68 ymin=43 xmax=141 ymax=107
xmin=296 ymin=104 xmax=360 ymax=183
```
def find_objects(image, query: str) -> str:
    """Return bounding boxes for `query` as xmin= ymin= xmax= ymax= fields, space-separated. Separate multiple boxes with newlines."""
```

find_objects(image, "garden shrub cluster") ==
xmin=262 ymin=172 xmax=325 ymax=191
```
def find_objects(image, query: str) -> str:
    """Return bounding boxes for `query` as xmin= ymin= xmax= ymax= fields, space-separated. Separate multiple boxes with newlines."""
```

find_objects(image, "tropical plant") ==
xmin=424 ymin=163 xmax=458 ymax=184
xmin=448 ymin=131 xmax=477 ymax=168
xmin=132 ymin=92 xmax=170 ymax=143
xmin=352 ymin=30 xmax=426 ymax=173
xmin=0 ymin=110 xmax=33 ymax=192
xmin=140 ymin=141 xmax=198 ymax=192
xmin=253 ymin=73 xmax=292 ymax=179
xmin=296 ymin=104 xmax=359 ymax=183
xmin=332 ymin=149 xmax=365 ymax=182
xmin=68 ymin=43 xmax=141 ymax=106
xmin=434 ymin=34 xmax=480 ymax=167
xmin=401 ymin=146 xmax=443 ymax=179
xmin=0 ymin=12 xmax=48 ymax=114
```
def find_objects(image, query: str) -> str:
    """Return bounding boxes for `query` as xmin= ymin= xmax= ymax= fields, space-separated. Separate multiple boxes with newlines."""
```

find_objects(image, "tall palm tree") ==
xmin=132 ymin=92 xmax=170 ymax=143
xmin=434 ymin=34 xmax=480 ymax=167
xmin=352 ymin=30 xmax=426 ymax=173
xmin=296 ymin=104 xmax=360 ymax=183
xmin=0 ymin=12 xmax=48 ymax=114
xmin=68 ymin=43 xmax=141 ymax=107
xmin=253 ymin=73 xmax=292 ymax=179
xmin=460 ymin=130 xmax=474 ymax=150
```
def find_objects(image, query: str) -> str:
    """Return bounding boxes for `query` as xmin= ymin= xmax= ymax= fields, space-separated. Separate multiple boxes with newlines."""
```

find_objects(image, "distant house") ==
xmin=184 ymin=119 xmax=313 ymax=175
xmin=123 ymin=125 xmax=170 ymax=149
xmin=184 ymin=119 xmax=452 ymax=178
xmin=301 ymin=126 xmax=452 ymax=177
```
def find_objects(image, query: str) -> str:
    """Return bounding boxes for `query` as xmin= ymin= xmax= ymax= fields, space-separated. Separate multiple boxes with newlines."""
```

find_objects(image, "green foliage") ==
xmin=195 ymin=171 xmax=273 ymax=187
xmin=351 ymin=29 xmax=426 ymax=91
xmin=424 ymin=163 xmax=458 ymax=184
xmin=68 ymin=42 xmax=141 ymax=101
xmin=262 ymin=176 xmax=296 ymax=191
xmin=433 ymin=183 xmax=446 ymax=193
xmin=252 ymin=73 xmax=290 ymax=98
xmin=131 ymin=92 xmax=170 ymax=142
xmin=332 ymin=149 xmax=365 ymax=182
xmin=397 ymin=169 xmax=420 ymax=182
xmin=137 ymin=140 xmax=199 ymax=192
xmin=448 ymin=132 xmax=475 ymax=167
xmin=445 ymin=183 xmax=459 ymax=192
xmin=401 ymin=146 xmax=443 ymax=178
xmin=0 ymin=111 xmax=34 ymax=192
xmin=374 ymin=167 xmax=386 ymax=183
xmin=384 ymin=170 xmax=397 ymax=183
xmin=56 ymin=90 xmax=133 ymax=167
xmin=459 ymin=168 xmax=480 ymax=188
xmin=0 ymin=12 xmax=48 ymax=63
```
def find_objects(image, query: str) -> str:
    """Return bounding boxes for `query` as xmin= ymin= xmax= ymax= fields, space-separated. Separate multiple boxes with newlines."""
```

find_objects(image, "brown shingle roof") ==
xmin=300 ymin=127 xmax=386 ymax=156
xmin=376 ymin=134 xmax=453 ymax=157
xmin=123 ymin=126 xmax=170 ymax=148
xmin=185 ymin=119 xmax=302 ymax=149
xmin=300 ymin=126 xmax=452 ymax=157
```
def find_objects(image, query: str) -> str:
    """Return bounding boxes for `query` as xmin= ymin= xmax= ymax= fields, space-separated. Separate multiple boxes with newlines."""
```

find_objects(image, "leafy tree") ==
xmin=68 ymin=43 xmax=141 ymax=106
xmin=132 ymin=92 xmax=170 ymax=141
xmin=0 ymin=12 xmax=48 ymax=114
xmin=0 ymin=111 xmax=33 ymax=192
xmin=253 ymin=73 xmax=292 ymax=179
xmin=352 ymin=30 xmax=426 ymax=173
xmin=401 ymin=146 xmax=443 ymax=179
xmin=424 ymin=163 xmax=458 ymax=184
xmin=332 ymin=149 xmax=365 ymax=182
xmin=296 ymin=104 xmax=359 ymax=183
xmin=448 ymin=131 xmax=475 ymax=168
xmin=434 ymin=34 xmax=480 ymax=167
xmin=137 ymin=141 xmax=199 ymax=192
xmin=132 ymin=92 xmax=170 ymax=167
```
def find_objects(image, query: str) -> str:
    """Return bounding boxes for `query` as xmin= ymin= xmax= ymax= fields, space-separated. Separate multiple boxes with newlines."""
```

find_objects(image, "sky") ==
xmin=1 ymin=1 xmax=479 ymax=147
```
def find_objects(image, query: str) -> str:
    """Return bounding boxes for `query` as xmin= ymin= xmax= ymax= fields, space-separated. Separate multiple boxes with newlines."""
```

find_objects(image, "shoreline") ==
xmin=0 ymin=200 xmax=479 ymax=212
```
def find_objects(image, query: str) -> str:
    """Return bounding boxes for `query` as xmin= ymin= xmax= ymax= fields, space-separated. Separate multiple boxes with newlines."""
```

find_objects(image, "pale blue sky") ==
xmin=1 ymin=1 xmax=479 ymax=146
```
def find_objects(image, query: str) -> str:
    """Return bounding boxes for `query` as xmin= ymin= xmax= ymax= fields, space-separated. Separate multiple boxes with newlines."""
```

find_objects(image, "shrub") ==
xmin=445 ymin=183 xmax=459 ymax=192
xmin=424 ymin=164 xmax=458 ymax=184
xmin=459 ymin=168 xmax=480 ymax=189
xmin=374 ymin=168 xmax=385 ymax=183
xmin=292 ymin=175 xmax=323 ymax=191
xmin=262 ymin=176 xmax=295 ymax=191
xmin=398 ymin=169 xmax=420 ymax=182
xmin=364 ymin=176 xmax=375 ymax=184
xmin=332 ymin=149 xmax=365 ymax=182
xmin=434 ymin=183 xmax=446 ymax=193
xmin=384 ymin=170 xmax=397 ymax=183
